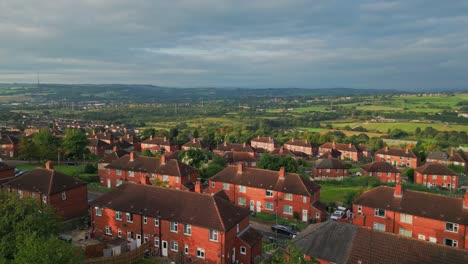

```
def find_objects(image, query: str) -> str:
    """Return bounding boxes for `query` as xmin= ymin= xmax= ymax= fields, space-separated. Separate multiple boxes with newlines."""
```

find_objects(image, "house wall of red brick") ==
xmin=250 ymin=141 xmax=275 ymax=151
xmin=141 ymin=143 xmax=161 ymax=153
xmin=91 ymin=207 xmax=256 ymax=263
xmin=313 ymin=168 xmax=349 ymax=179
xmin=0 ymin=144 xmax=16 ymax=158
xmin=352 ymin=204 xmax=468 ymax=250
xmin=374 ymin=154 xmax=419 ymax=168
xmin=208 ymin=181 xmax=323 ymax=222
xmin=284 ymin=144 xmax=313 ymax=156
xmin=362 ymin=170 xmax=401 ymax=183
xmin=415 ymin=172 xmax=458 ymax=189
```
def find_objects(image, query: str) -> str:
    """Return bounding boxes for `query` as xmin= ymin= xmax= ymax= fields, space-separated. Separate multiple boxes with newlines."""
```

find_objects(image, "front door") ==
xmin=250 ymin=200 xmax=254 ymax=211
xmin=136 ymin=234 xmax=141 ymax=247
xmin=256 ymin=201 xmax=261 ymax=212
xmin=162 ymin=241 xmax=168 ymax=257
xmin=107 ymin=179 xmax=111 ymax=188
xmin=302 ymin=209 xmax=308 ymax=222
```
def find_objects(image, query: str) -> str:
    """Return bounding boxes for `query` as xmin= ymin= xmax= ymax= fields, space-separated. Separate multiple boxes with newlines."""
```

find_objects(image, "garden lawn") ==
xmin=319 ymin=185 xmax=363 ymax=204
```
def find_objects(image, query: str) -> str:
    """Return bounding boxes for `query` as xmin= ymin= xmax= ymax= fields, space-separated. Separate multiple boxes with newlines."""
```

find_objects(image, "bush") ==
xmin=293 ymin=212 xmax=300 ymax=220
xmin=83 ymin=163 xmax=97 ymax=174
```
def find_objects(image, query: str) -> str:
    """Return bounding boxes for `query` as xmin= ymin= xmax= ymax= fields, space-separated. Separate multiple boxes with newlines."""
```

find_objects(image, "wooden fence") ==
xmin=83 ymin=243 xmax=150 ymax=264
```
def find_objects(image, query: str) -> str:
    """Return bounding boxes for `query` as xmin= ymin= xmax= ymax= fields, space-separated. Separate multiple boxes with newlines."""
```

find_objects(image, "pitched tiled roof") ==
xmin=209 ymin=166 xmax=320 ymax=196
xmin=250 ymin=136 xmax=275 ymax=144
xmin=3 ymin=168 xmax=86 ymax=195
xmin=416 ymin=163 xmax=458 ymax=176
xmin=362 ymin=161 xmax=400 ymax=173
xmin=156 ymin=159 xmax=197 ymax=177
xmin=105 ymin=154 xmax=160 ymax=173
xmin=238 ymin=226 xmax=263 ymax=247
xmin=91 ymin=183 xmax=249 ymax=231
xmin=142 ymin=137 xmax=176 ymax=146
xmin=217 ymin=142 xmax=254 ymax=153
xmin=106 ymin=140 xmax=133 ymax=150
xmin=319 ymin=149 xmax=342 ymax=159
xmin=182 ymin=138 xmax=209 ymax=149
xmin=320 ymin=142 xmax=359 ymax=152
xmin=0 ymin=162 xmax=13 ymax=172
xmin=348 ymin=226 xmax=468 ymax=264
xmin=426 ymin=150 xmax=450 ymax=161
xmin=293 ymin=221 xmax=356 ymax=264
xmin=284 ymin=139 xmax=312 ymax=148
xmin=98 ymin=150 xmax=129 ymax=163
xmin=0 ymin=135 xmax=19 ymax=145
xmin=294 ymin=221 xmax=468 ymax=264
xmin=164 ymin=150 xmax=180 ymax=160
xmin=315 ymin=158 xmax=348 ymax=169
xmin=375 ymin=147 xmax=418 ymax=158
xmin=449 ymin=152 xmax=466 ymax=163
xmin=222 ymin=152 xmax=257 ymax=163
xmin=88 ymin=138 xmax=110 ymax=148
xmin=270 ymin=147 xmax=309 ymax=158
xmin=354 ymin=186 xmax=468 ymax=224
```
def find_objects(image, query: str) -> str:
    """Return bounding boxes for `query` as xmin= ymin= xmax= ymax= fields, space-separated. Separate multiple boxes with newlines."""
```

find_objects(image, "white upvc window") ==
xmin=418 ymin=234 xmax=426 ymax=240
xmin=95 ymin=207 xmax=102 ymax=216
xmin=42 ymin=195 xmax=47 ymax=204
xmin=61 ymin=191 xmax=66 ymax=200
xmin=154 ymin=238 xmax=159 ymax=247
xmin=184 ymin=244 xmax=189 ymax=255
xmin=116 ymin=169 xmax=122 ymax=176
xmin=211 ymin=182 xmax=215 ymax=188
xmin=444 ymin=238 xmax=458 ymax=248
xmin=18 ymin=190 xmax=23 ymax=199
xmin=265 ymin=202 xmax=274 ymax=211
xmin=184 ymin=224 xmax=192 ymax=236
xmin=222 ymin=183 xmax=230 ymax=190
xmin=239 ymin=185 xmax=246 ymax=193
xmin=115 ymin=211 xmax=122 ymax=220
xmin=399 ymin=228 xmax=412 ymax=237
xmin=266 ymin=190 xmax=274 ymax=197
xmin=445 ymin=222 xmax=459 ymax=233
xmin=163 ymin=175 xmax=169 ymax=182
xmin=105 ymin=226 xmax=112 ymax=235
xmin=170 ymin=241 xmax=178 ymax=252
xmin=283 ymin=205 xmax=293 ymax=215
xmin=373 ymin=222 xmax=385 ymax=232
xmin=126 ymin=212 xmax=133 ymax=223
xmin=197 ymin=248 xmax=205 ymax=259
xmin=143 ymin=216 xmax=147 ymax=224
xmin=155 ymin=218 xmax=159 ymax=227
xmin=240 ymin=246 xmax=246 ymax=255
xmin=238 ymin=197 xmax=246 ymax=206
xmin=302 ymin=196 xmax=307 ymax=203
xmin=284 ymin=193 xmax=293 ymax=201
xmin=357 ymin=205 xmax=362 ymax=214
xmin=128 ymin=171 xmax=134 ymax=177
xmin=127 ymin=231 xmax=132 ymax=239
xmin=374 ymin=208 xmax=385 ymax=218
xmin=400 ymin=213 xmax=413 ymax=224
xmin=209 ymin=229 xmax=219 ymax=242
xmin=170 ymin=221 xmax=178 ymax=233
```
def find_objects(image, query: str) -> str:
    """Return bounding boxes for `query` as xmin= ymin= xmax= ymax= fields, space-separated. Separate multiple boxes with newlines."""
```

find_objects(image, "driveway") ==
xmin=250 ymin=221 xmax=292 ymax=240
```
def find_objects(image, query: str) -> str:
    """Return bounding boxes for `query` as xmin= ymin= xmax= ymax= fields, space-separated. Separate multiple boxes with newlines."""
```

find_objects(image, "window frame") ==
xmin=170 ymin=241 xmax=178 ymax=252
xmin=126 ymin=212 xmax=133 ymax=223
xmin=196 ymin=248 xmax=205 ymax=259
xmin=265 ymin=190 xmax=274 ymax=197
xmin=95 ymin=207 xmax=102 ymax=216
xmin=105 ymin=226 xmax=112 ymax=236
xmin=170 ymin=221 xmax=178 ymax=233
xmin=374 ymin=208 xmax=385 ymax=218
xmin=183 ymin=224 xmax=192 ymax=236
xmin=209 ymin=229 xmax=219 ymax=242
xmin=240 ymin=246 xmax=247 ymax=255
xmin=445 ymin=222 xmax=459 ymax=233
xmin=61 ymin=191 xmax=66 ymax=200
xmin=115 ymin=211 xmax=122 ymax=221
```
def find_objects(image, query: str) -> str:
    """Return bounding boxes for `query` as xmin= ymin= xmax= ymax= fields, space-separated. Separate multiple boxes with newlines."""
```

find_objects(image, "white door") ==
xmin=162 ymin=241 xmax=168 ymax=257
xmin=250 ymin=200 xmax=254 ymax=211
xmin=107 ymin=179 xmax=111 ymax=188
xmin=136 ymin=234 xmax=141 ymax=247
xmin=302 ymin=209 xmax=308 ymax=222
xmin=256 ymin=201 xmax=261 ymax=212
xmin=9 ymin=151 xmax=13 ymax=158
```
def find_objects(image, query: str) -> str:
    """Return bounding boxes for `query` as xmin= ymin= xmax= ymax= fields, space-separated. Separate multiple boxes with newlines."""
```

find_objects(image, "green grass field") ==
xmin=16 ymin=164 xmax=85 ymax=175
xmin=332 ymin=122 xmax=467 ymax=133
xmin=320 ymin=185 xmax=364 ymax=204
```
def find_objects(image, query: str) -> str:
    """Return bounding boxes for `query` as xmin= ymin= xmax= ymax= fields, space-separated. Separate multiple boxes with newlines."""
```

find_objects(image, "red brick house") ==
xmin=318 ymin=142 xmax=362 ymax=161
xmin=87 ymin=137 xmax=110 ymax=156
xmin=283 ymin=138 xmax=315 ymax=156
xmin=208 ymin=165 xmax=326 ymax=223
xmin=353 ymin=184 xmax=468 ymax=250
xmin=415 ymin=163 xmax=459 ymax=190
xmin=362 ymin=161 xmax=401 ymax=183
xmin=0 ymin=134 xmax=19 ymax=159
xmin=250 ymin=136 xmax=276 ymax=152
xmin=2 ymin=161 xmax=88 ymax=219
xmin=102 ymin=153 xmax=197 ymax=190
xmin=270 ymin=147 xmax=309 ymax=160
xmin=182 ymin=138 xmax=210 ymax=151
xmin=0 ymin=162 xmax=14 ymax=180
xmin=105 ymin=138 xmax=134 ymax=153
xmin=98 ymin=148 xmax=129 ymax=182
xmin=141 ymin=136 xmax=178 ymax=153
xmin=293 ymin=221 xmax=468 ymax=264
xmin=427 ymin=150 xmax=467 ymax=173
xmin=222 ymin=152 xmax=257 ymax=167
xmin=88 ymin=131 xmax=115 ymax=144
xmin=313 ymin=158 xmax=349 ymax=180
xmin=121 ymin=134 xmax=141 ymax=152
xmin=374 ymin=146 xmax=420 ymax=168
xmin=90 ymin=183 xmax=262 ymax=264
xmin=214 ymin=142 xmax=255 ymax=156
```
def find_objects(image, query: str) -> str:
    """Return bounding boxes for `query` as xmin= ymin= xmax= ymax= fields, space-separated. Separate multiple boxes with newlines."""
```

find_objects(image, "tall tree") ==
xmin=61 ymin=128 xmax=89 ymax=160
xmin=17 ymin=136 xmax=37 ymax=162
xmin=31 ymin=130 xmax=59 ymax=162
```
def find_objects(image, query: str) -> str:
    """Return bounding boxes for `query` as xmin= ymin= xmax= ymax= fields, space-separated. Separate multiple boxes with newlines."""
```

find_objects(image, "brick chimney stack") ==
xmin=45 ymin=160 xmax=54 ymax=170
xmin=129 ymin=151 xmax=135 ymax=161
xmin=161 ymin=155 xmax=166 ymax=165
xmin=243 ymin=142 xmax=246 ymax=148
xmin=463 ymin=191 xmax=468 ymax=210
xmin=237 ymin=163 xmax=244 ymax=174
xmin=279 ymin=167 xmax=285 ymax=180
xmin=113 ymin=146 xmax=118 ymax=152
xmin=192 ymin=138 xmax=196 ymax=143
xmin=163 ymin=137 xmax=167 ymax=142
xmin=394 ymin=182 xmax=403 ymax=198
xmin=224 ymin=141 xmax=227 ymax=147
xmin=195 ymin=178 xmax=202 ymax=193
xmin=279 ymin=146 xmax=284 ymax=154
xmin=150 ymin=135 xmax=153 ymax=140
xmin=406 ymin=148 xmax=409 ymax=154
xmin=385 ymin=146 xmax=389 ymax=151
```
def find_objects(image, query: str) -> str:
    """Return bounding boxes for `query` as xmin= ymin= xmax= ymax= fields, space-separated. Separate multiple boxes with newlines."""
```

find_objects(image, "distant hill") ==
xmin=0 ymin=83 xmax=401 ymax=103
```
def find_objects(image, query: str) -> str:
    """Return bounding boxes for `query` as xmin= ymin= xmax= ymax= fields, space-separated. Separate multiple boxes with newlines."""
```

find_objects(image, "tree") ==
xmin=61 ymin=128 xmax=89 ymax=160
xmin=0 ymin=193 xmax=81 ymax=262
xmin=178 ymin=149 xmax=210 ymax=169
xmin=140 ymin=128 xmax=156 ymax=140
xmin=257 ymin=154 xmax=281 ymax=171
xmin=13 ymin=235 xmax=82 ymax=264
xmin=17 ymin=136 xmax=37 ymax=162
xmin=31 ymin=130 xmax=59 ymax=162
xmin=142 ymin=149 xmax=154 ymax=157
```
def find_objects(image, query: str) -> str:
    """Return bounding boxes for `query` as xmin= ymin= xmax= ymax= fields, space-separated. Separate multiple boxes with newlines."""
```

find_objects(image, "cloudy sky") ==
xmin=1 ymin=0 xmax=467 ymax=89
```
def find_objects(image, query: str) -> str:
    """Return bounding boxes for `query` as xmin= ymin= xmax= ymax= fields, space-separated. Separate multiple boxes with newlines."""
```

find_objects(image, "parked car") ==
xmin=331 ymin=206 xmax=350 ymax=220
xmin=271 ymin=224 xmax=298 ymax=238
xmin=14 ymin=170 xmax=28 ymax=177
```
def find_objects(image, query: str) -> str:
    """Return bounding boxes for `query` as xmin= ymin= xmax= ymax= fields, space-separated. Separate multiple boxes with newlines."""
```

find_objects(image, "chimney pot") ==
xmin=45 ymin=160 xmax=54 ymax=170
xmin=129 ymin=151 xmax=135 ymax=161
xmin=279 ymin=167 xmax=285 ymax=179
